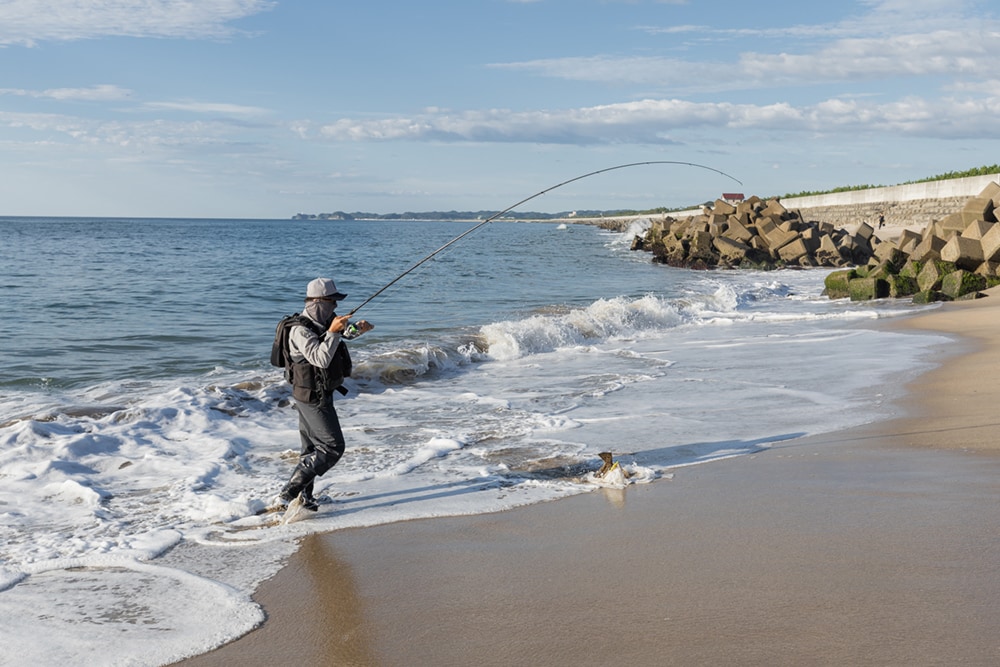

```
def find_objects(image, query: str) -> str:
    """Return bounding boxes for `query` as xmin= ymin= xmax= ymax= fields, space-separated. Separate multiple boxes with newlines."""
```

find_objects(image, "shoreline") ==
xmin=178 ymin=293 xmax=1000 ymax=666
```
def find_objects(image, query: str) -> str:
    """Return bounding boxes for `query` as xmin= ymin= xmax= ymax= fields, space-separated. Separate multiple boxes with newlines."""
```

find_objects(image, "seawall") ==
xmin=786 ymin=174 xmax=1000 ymax=229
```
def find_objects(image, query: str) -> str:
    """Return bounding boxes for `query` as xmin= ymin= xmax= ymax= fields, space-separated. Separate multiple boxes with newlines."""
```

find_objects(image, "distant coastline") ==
xmin=290 ymin=209 xmax=622 ymax=222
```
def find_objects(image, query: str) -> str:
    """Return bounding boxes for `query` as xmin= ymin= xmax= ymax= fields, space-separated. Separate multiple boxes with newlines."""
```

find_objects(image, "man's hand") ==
xmin=328 ymin=314 xmax=351 ymax=334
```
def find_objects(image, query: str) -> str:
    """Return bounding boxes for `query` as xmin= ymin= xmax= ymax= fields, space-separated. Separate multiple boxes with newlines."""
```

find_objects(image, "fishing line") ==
xmin=348 ymin=160 xmax=743 ymax=317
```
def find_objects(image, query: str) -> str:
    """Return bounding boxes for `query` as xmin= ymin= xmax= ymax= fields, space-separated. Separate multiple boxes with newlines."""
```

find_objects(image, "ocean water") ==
xmin=0 ymin=216 xmax=949 ymax=665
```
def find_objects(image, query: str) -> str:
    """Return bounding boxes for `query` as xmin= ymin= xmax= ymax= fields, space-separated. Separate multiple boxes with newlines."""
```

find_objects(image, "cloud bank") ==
xmin=315 ymin=93 xmax=1000 ymax=145
xmin=491 ymin=29 xmax=1000 ymax=93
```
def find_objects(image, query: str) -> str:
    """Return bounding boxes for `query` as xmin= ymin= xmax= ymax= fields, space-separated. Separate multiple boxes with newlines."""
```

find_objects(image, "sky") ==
xmin=0 ymin=0 xmax=998 ymax=219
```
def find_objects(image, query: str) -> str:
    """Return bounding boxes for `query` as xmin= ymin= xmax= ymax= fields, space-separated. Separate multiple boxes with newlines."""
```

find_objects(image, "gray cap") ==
xmin=306 ymin=277 xmax=347 ymax=300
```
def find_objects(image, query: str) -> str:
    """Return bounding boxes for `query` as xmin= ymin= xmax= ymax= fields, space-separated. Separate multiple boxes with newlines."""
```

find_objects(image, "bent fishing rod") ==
xmin=347 ymin=160 xmax=743 ymax=318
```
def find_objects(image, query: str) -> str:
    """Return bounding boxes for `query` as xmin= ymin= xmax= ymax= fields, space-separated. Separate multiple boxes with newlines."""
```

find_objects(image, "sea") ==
xmin=0 ymin=216 xmax=950 ymax=666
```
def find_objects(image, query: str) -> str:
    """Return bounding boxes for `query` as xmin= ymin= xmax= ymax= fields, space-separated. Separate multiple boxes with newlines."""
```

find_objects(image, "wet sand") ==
xmin=180 ymin=294 xmax=1000 ymax=666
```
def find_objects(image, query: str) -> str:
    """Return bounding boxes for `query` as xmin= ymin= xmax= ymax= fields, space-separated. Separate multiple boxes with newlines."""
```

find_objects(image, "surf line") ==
xmin=348 ymin=160 xmax=743 ymax=317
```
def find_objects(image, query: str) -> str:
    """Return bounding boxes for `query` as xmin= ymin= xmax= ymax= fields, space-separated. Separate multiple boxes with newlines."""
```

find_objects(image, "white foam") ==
xmin=0 ymin=557 xmax=264 ymax=666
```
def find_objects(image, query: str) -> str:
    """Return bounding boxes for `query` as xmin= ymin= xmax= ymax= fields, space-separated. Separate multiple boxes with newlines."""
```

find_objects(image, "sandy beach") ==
xmin=179 ymin=292 xmax=1000 ymax=667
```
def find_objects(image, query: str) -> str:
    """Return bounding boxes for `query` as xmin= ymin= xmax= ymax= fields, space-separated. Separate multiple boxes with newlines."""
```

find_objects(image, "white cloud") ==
xmin=641 ymin=24 xmax=704 ymax=35
xmin=0 ymin=84 xmax=131 ymax=100
xmin=492 ymin=28 xmax=1000 ymax=93
xmin=0 ymin=85 xmax=269 ymax=117
xmin=0 ymin=0 xmax=276 ymax=46
xmin=641 ymin=0 xmax=990 ymax=41
xmin=493 ymin=0 xmax=1000 ymax=95
xmin=741 ymin=30 xmax=999 ymax=81
xmin=0 ymin=109 xmax=270 ymax=152
xmin=948 ymin=79 xmax=1000 ymax=95
xmin=142 ymin=101 xmax=270 ymax=116
xmin=315 ymin=94 xmax=1000 ymax=145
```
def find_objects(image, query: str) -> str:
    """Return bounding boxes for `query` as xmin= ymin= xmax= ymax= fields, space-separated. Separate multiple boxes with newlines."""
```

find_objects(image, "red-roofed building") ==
xmin=722 ymin=193 xmax=745 ymax=203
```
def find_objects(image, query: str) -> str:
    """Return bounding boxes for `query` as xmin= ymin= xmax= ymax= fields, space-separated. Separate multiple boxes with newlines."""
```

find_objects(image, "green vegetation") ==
xmin=823 ymin=269 xmax=854 ymax=299
xmin=779 ymin=183 xmax=887 ymax=199
xmin=941 ymin=270 xmax=987 ymax=299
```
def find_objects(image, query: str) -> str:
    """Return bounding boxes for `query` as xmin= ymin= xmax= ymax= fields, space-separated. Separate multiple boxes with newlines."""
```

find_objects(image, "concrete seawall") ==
xmin=786 ymin=174 xmax=1000 ymax=229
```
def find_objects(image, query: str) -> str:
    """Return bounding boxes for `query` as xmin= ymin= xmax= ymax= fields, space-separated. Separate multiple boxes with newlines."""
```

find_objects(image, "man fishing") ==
xmin=273 ymin=277 xmax=373 ymax=513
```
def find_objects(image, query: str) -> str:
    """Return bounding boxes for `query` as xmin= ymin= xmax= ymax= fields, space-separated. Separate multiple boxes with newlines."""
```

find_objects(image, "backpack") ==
xmin=270 ymin=314 xmax=313 ymax=369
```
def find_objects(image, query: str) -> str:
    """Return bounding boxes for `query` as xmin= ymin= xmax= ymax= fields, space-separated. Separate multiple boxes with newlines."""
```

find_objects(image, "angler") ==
xmin=271 ymin=277 xmax=372 ymax=515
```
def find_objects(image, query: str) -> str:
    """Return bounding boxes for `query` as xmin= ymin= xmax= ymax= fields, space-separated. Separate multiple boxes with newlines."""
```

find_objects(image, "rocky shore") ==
xmin=628 ymin=195 xmax=879 ymax=270
xmin=626 ymin=182 xmax=1000 ymax=303
xmin=824 ymin=182 xmax=1000 ymax=303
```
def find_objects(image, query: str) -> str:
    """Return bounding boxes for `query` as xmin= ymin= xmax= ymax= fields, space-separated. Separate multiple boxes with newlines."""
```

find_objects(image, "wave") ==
xmin=351 ymin=340 xmax=485 ymax=385
xmin=605 ymin=217 xmax=652 ymax=246
xmin=475 ymin=279 xmax=833 ymax=360
xmin=350 ymin=278 xmax=904 ymax=378
xmin=349 ymin=291 xmax=693 ymax=379
xmin=480 ymin=294 xmax=686 ymax=360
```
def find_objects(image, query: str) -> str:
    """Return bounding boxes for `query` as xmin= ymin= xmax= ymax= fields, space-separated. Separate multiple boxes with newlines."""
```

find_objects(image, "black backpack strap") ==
xmin=291 ymin=314 xmax=326 ymax=337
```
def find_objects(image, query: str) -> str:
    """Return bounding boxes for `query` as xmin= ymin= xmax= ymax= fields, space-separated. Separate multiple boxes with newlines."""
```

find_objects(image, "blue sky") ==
xmin=1 ymin=0 xmax=998 ymax=218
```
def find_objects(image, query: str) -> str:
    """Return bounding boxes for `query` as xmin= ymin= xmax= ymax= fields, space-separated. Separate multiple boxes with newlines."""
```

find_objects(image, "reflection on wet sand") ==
xmin=174 ymin=535 xmax=378 ymax=666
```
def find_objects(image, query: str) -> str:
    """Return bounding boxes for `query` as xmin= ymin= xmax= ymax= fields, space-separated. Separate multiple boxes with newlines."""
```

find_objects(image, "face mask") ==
xmin=305 ymin=299 xmax=337 ymax=328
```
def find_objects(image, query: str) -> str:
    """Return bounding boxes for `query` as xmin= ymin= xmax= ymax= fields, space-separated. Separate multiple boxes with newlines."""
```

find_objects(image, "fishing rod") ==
xmin=347 ymin=160 xmax=743 ymax=317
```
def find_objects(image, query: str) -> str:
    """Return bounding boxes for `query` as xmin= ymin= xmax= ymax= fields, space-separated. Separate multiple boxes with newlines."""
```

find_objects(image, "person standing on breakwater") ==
xmin=273 ymin=277 xmax=373 ymax=512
